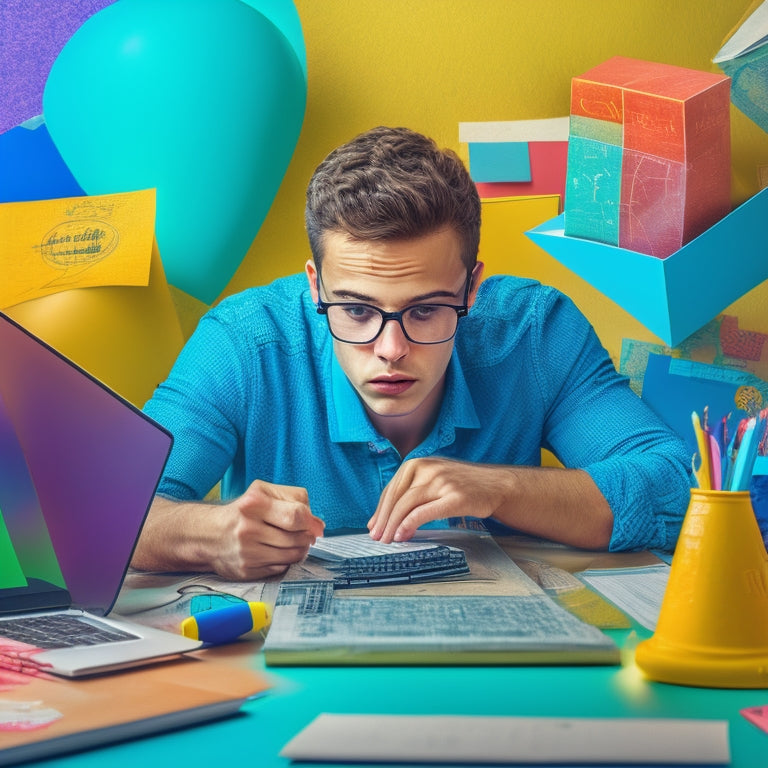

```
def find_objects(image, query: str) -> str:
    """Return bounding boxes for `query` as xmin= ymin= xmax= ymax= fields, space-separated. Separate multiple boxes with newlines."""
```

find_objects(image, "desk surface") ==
xmin=26 ymin=627 xmax=768 ymax=768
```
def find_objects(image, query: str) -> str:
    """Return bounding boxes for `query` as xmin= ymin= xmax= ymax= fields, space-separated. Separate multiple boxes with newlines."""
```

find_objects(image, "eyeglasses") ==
xmin=316 ymin=273 xmax=471 ymax=345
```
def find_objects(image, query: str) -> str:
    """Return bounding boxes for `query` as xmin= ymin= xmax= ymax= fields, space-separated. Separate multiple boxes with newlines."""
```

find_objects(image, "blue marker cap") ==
xmin=180 ymin=601 xmax=271 ymax=645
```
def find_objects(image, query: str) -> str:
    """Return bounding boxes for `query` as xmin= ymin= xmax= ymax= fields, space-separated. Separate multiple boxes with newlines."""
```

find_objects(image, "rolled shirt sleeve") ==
xmin=532 ymin=289 xmax=692 ymax=551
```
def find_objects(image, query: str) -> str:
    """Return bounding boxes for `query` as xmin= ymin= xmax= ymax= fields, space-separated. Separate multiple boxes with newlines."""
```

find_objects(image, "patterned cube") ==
xmin=565 ymin=56 xmax=731 ymax=257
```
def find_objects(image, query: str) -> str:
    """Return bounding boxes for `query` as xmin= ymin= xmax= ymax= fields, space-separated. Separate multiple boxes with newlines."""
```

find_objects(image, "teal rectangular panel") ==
xmin=468 ymin=142 xmax=531 ymax=183
xmin=564 ymin=135 xmax=622 ymax=245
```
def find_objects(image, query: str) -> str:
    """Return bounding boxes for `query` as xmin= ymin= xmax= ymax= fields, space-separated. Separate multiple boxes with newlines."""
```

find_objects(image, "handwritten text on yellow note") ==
xmin=0 ymin=189 xmax=156 ymax=309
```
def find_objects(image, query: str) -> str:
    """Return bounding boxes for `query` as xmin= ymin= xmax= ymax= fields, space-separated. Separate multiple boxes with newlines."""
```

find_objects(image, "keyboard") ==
xmin=0 ymin=613 xmax=138 ymax=649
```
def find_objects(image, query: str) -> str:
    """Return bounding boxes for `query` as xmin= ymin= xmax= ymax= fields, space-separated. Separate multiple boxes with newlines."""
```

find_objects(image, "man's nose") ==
xmin=373 ymin=317 xmax=410 ymax=360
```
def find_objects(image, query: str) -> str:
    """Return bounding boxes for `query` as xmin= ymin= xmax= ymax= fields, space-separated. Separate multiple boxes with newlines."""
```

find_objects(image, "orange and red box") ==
xmin=565 ymin=56 xmax=731 ymax=258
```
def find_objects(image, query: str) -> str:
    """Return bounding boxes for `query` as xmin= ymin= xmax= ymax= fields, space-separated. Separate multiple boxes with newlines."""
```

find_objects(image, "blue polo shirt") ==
xmin=143 ymin=273 xmax=692 ymax=551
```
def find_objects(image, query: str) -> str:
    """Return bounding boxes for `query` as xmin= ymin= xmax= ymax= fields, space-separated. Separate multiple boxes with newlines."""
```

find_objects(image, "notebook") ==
xmin=0 ymin=311 xmax=201 ymax=677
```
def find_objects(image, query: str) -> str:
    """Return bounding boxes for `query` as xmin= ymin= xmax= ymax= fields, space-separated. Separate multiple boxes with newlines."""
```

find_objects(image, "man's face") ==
xmin=306 ymin=228 xmax=482 ymax=437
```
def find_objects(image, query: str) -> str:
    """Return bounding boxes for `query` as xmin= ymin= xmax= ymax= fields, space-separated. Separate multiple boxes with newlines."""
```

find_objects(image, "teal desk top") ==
xmin=26 ymin=629 xmax=768 ymax=768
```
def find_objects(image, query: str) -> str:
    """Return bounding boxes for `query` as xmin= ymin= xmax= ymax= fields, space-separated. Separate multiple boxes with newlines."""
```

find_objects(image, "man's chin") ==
xmin=362 ymin=395 xmax=421 ymax=420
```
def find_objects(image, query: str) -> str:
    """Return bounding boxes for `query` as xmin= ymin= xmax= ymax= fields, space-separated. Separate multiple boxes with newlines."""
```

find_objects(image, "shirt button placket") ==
xmin=369 ymin=442 xmax=402 ymax=490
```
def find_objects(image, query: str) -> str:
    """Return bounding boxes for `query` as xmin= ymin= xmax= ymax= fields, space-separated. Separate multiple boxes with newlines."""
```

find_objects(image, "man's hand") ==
xmin=211 ymin=480 xmax=325 ymax=580
xmin=367 ymin=458 xmax=505 ymax=543
xmin=132 ymin=479 xmax=324 ymax=580
xmin=367 ymin=458 xmax=614 ymax=550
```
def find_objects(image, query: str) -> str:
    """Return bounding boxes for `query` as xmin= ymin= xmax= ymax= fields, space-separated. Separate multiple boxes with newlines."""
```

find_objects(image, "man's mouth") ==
xmin=368 ymin=375 xmax=415 ymax=395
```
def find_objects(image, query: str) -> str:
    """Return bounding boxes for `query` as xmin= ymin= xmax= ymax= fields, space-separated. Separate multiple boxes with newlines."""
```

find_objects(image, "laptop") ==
xmin=0 ymin=311 xmax=201 ymax=677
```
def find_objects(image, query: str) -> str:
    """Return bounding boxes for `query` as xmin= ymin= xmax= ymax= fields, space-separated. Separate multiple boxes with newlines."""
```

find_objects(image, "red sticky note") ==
xmin=476 ymin=141 xmax=568 ymax=211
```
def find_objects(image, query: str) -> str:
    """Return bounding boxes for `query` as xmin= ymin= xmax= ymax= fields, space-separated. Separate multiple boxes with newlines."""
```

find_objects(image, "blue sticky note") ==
xmin=0 ymin=118 xmax=85 ymax=203
xmin=640 ymin=353 xmax=766 ymax=458
xmin=526 ymin=186 xmax=768 ymax=346
xmin=468 ymin=142 xmax=530 ymax=183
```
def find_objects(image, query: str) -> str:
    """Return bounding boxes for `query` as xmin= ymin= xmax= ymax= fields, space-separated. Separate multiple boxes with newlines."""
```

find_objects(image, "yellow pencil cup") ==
xmin=635 ymin=489 xmax=768 ymax=688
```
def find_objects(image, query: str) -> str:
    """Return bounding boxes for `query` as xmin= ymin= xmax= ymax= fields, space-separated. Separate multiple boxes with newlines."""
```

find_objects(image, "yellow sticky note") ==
xmin=0 ymin=189 xmax=156 ymax=309
xmin=479 ymin=195 xmax=561 ymax=279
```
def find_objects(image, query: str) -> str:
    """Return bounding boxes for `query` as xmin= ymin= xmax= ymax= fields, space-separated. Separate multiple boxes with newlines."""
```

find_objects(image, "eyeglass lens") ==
xmin=326 ymin=304 xmax=459 ymax=344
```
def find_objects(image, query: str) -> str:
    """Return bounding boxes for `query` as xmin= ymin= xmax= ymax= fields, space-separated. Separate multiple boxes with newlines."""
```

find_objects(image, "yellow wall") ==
xmin=191 ymin=0 xmax=768 ymax=365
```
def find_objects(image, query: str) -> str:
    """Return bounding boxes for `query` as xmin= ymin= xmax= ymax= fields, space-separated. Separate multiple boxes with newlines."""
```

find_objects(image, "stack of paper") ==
xmin=308 ymin=534 xmax=469 ymax=587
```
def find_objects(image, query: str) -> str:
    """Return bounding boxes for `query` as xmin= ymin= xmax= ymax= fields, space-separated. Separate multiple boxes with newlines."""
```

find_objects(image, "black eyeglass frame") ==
xmin=315 ymin=271 xmax=473 ymax=345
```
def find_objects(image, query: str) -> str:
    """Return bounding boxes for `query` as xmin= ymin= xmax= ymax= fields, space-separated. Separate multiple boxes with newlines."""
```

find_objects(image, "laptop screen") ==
xmin=0 ymin=312 xmax=172 ymax=615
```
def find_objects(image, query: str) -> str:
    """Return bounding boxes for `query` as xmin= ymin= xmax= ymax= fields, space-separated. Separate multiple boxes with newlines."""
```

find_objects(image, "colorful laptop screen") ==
xmin=0 ymin=312 xmax=172 ymax=615
xmin=0 ymin=392 xmax=65 ymax=592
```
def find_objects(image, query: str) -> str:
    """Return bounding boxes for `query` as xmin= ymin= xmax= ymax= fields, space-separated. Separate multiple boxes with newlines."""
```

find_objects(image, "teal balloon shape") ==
xmin=43 ymin=0 xmax=306 ymax=304
xmin=241 ymin=0 xmax=307 ymax=86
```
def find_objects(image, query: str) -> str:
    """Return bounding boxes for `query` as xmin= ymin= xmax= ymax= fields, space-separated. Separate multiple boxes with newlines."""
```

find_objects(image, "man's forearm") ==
xmin=490 ymin=465 xmax=614 ymax=550
xmin=131 ymin=495 xmax=224 ymax=573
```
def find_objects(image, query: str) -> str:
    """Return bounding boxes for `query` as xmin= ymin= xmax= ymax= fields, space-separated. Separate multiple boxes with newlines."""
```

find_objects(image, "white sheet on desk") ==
xmin=578 ymin=563 xmax=670 ymax=630
xmin=308 ymin=533 xmax=441 ymax=561
xmin=280 ymin=713 xmax=729 ymax=765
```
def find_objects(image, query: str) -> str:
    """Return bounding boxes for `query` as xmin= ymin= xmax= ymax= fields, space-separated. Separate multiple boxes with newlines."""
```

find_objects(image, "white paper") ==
xmin=281 ymin=713 xmax=730 ymax=765
xmin=713 ymin=0 xmax=768 ymax=63
xmin=578 ymin=564 xmax=669 ymax=630
xmin=308 ymin=533 xmax=439 ymax=562
xmin=459 ymin=117 xmax=570 ymax=143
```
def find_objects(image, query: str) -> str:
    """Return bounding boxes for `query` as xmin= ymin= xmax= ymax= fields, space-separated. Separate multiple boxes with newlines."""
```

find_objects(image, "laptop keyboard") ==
xmin=0 ymin=614 xmax=139 ymax=649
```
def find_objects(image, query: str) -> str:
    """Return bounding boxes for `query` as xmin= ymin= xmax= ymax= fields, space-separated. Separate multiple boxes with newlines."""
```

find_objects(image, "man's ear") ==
xmin=305 ymin=259 xmax=319 ymax=303
xmin=467 ymin=261 xmax=485 ymax=308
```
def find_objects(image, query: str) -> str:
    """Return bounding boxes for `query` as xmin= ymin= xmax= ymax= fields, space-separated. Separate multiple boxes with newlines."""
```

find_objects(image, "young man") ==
xmin=135 ymin=126 xmax=692 ymax=581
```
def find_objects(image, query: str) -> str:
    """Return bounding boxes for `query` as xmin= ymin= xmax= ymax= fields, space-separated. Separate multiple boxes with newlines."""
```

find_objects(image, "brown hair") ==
xmin=305 ymin=126 xmax=480 ymax=271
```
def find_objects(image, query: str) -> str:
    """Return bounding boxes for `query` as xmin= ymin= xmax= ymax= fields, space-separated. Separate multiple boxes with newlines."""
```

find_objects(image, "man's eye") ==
xmin=408 ymin=305 xmax=439 ymax=321
xmin=342 ymin=304 xmax=377 ymax=322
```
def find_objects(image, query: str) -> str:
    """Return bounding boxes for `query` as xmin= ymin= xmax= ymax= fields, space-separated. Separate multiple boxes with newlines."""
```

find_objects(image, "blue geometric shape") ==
xmin=563 ymin=136 xmax=621 ymax=245
xmin=526 ymin=186 xmax=768 ymax=347
xmin=0 ymin=118 xmax=85 ymax=203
